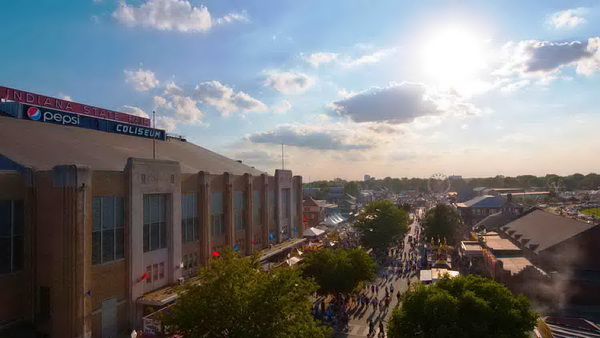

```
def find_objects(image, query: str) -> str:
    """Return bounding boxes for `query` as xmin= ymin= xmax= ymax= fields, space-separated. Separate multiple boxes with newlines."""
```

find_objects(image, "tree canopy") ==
xmin=354 ymin=200 xmax=410 ymax=250
xmin=302 ymin=248 xmax=376 ymax=296
xmin=162 ymin=249 xmax=330 ymax=338
xmin=387 ymin=275 xmax=537 ymax=338
xmin=422 ymin=203 xmax=463 ymax=245
xmin=343 ymin=181 xmax=360 ymax=197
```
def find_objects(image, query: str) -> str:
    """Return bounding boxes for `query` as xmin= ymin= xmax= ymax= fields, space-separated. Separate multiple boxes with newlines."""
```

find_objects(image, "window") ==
xmin=143 ymin=194 xmax=168 ymax=253
xmin=181 ymin=194 xmax=198 ymax=243
xmin=211 ymin=192 xmax=225 ymax=236
xmin=253 ymin=191 xmax=262 ymax=227
xmin=0 ymin=200 xmax=24 ymax=274
xmin=268 ymin=191 xmax=276 ymax=226
xmin=92 ymin=196 xmax=124 ymax=265
xmin=234 ymin=191 xmax=244 ymax=230
xmin=282 ymin=188 xmax=291 ymax=219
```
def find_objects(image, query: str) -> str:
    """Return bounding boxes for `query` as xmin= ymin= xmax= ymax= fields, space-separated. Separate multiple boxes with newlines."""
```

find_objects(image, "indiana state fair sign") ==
xmin=24 ymin=105 xmax=165 ymax=140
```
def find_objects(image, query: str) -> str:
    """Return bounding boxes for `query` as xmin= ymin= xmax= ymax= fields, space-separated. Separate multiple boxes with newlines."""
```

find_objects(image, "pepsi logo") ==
xmin=27 ymin=107 xmax=41 ymax=120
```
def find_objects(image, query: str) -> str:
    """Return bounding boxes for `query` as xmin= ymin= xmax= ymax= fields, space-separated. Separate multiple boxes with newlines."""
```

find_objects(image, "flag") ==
xmin=212 ymin=251 xmax=220 ymax=257
xmin=233 ymin=244 xmax=239 ymax=251
xmin=269 ymin=233 xmax=274 ymax=240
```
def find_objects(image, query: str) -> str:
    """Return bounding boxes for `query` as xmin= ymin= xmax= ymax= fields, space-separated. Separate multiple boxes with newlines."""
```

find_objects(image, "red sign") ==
xmin=0 ymin=85 xmax=151 ymax=127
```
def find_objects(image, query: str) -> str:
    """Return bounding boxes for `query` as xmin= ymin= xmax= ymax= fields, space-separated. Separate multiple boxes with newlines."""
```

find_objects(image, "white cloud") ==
xmin=121 ymin=105 xmax=150 ymax=119
xmin=124 ymin=68 xmax=160 ymax=92
xmin=247 ymin=124 xmax=373 ymax=150
xmin=495 ymin=37 xmax=600 ymax=86
xmin=548 ymin=8 xmax=587 ymax=29
xmin=58 ymin=93 xmax=72 ymax=101
xmin=113 ymin=0 xmax=211 ymax=32
xmin=331 ymin=82 xmax=479 ymax=124
xmin=303 ymin=52 xmax=339 ymax=67
xmin=271 ymin=100 xmax=292 ymax=114
xmin=341 ymin=48 xmax=397 ymax=67
xmin=153 ymin=94 xmax=204 ymax=125
xmin=193 ymin=81 xmax=267 ymax=116
xmin=264 ymin=72 xmax=314 ymax=94
xmin=215 ymin=11 xmax=248 ymax=25
xmin=113 ymin=0 xmax=246 ymax=33
xmin=155 ymin=116 xmax=177 ymax=131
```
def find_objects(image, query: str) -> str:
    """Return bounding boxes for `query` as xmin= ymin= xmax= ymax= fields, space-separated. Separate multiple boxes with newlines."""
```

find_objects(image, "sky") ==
xmin=1 ymin=0 xmax=599 ymax=180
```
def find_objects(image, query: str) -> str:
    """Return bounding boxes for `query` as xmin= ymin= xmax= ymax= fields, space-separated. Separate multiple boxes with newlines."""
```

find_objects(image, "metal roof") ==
xmin=0 ymin=115 xmax=266 ymax=175
xmin=501 ymin=209 xmax=597 ymax=253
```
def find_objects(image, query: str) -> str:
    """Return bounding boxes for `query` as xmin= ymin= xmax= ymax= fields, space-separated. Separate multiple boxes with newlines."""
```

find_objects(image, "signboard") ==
xmin=0 ymin=85 xmax=151 ymax=127
xmin=23 ymin=104 xmax=165 ymax=140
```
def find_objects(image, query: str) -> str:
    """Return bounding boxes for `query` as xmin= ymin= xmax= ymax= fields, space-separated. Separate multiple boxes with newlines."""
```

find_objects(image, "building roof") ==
xmin=496 ymin=257 xmax=534 ymax=276
xmin=473 ymin=212 xmax=517 ymax=231
xmin=0 ymin=115 xmax=265 ymax=175
xmin=484 ymin=235 xmax=521 ymax=252
xmin=456 ymin=195 xmax=519 ymax=209
xmin=500 ymin=209 xmax=597 ymax=253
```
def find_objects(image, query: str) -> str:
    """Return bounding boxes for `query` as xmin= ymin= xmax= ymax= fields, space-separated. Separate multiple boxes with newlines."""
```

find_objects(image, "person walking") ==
xmin=368 ymin=319 xmax=375 ymax=337
xmin=390 ymin=284 xmax=394 ymax=293
xmin=396 ymin=290 xmax=401 ymax=304
xmin=378 ymin=321 xmax=385 ymax=337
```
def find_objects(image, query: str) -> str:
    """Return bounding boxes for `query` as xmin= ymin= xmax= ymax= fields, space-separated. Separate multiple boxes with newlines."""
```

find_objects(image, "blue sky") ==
xmin=1 ymin=0 xmax=599 ymax=179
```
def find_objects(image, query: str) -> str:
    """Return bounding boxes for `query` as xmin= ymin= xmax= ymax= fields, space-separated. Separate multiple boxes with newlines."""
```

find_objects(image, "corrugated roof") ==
xmin=473 ymin=212 xmax=516 ymax=231
xmin=501 ymin=209 xmax=596 ymax=253
xmin=0 ymin=115 xmax=266 ymax=175
xmin=459 ymin=195 xmax=518 ymax=208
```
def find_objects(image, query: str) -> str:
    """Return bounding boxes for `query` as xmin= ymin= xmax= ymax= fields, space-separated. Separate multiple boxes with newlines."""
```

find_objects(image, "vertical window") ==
xmin=211 ymin=192 xmax=225 ymax=236
xmin=282 ymin=188 xmax=291 ymax=219
xmin=268 ymin=192 xmax=276 ymax=227
xmin=234 ymin=191 xmax=244 ymax=230
xmin=92 ymin=197 xmax=124 ymax=265
xmin=253 ymin=191 xmax=261 ymax=227
xmin=0 ymin=200 xmax=24 ymax=274
xmin=143 ymin=194 xmax=168 ymax=253
xmin=181 ymin=194 xmax=198 ymax=243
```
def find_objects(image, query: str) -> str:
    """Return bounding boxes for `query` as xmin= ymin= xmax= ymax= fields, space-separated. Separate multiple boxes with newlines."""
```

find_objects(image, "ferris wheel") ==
xmin=428 ymin=173 xmax=450 ymax=194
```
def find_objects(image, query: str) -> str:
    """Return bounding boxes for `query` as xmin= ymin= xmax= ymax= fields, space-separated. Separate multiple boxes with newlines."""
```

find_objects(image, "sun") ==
xmin=419 ymin=24 xmax=488 ymax=91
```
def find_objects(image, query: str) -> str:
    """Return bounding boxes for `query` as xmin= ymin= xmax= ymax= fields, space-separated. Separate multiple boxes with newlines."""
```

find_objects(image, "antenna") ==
xmin=281 ymin=143 xmax=284 ymax=170
xmin=152 ymin=111 xmax=156 ymax=160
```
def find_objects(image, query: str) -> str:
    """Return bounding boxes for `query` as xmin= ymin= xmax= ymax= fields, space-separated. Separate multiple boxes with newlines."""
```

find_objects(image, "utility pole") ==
xmin=152 ymin=111 xmax=156 ymax=160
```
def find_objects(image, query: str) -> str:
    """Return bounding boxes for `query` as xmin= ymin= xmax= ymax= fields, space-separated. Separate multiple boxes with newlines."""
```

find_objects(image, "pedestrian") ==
xmin=376 ymin=285 xmax=379 ymax=294
xmin=396 ymin=290 xmax=401 ymax=303
xmin=371 ymin=285 xmax=375 ymax=294
xmin=368 ymin=319 xmax=375 ymax=336
xmin=390 ymin=284 xmax=394 ymax=293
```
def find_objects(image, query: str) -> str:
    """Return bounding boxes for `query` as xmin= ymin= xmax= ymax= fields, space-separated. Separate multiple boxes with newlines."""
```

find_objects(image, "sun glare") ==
xmin=419 ymin=25 xmax=488 ymax=91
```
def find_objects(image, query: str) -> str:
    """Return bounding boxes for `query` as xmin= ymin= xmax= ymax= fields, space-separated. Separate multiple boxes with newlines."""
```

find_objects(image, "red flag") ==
xmin=140 ymin=273 xmax=149 ymax=281
xmin=212 ymin=251 xmax=220 ymax=257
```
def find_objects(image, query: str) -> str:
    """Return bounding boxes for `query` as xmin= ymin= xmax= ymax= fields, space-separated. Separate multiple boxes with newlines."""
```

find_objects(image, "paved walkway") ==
xmin=335 ymin=214 xmax=422 ymax=337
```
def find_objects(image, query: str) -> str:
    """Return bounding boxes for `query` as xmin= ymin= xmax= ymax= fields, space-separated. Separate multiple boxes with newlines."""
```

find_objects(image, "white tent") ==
xmin=303 ymin=227 xmax=326 ymax=237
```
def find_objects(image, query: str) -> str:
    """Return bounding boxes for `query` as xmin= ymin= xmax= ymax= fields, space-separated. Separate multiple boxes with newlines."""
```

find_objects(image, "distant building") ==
xmin=364 ymin=174 xmax=371 ymax=181
xmin=456 ymin=194 xmax=523 ymax=226
xmin=448 ymin=175 xmax=463 ymax=180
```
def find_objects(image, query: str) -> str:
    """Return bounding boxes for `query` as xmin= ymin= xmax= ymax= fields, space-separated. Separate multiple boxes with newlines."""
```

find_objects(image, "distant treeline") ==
xmin=304 ymin=173 xmax=600 ymax=194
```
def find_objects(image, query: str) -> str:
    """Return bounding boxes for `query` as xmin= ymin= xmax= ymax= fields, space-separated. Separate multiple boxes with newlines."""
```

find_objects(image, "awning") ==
xmin=303 ymin=227 xmax=325 ymax=237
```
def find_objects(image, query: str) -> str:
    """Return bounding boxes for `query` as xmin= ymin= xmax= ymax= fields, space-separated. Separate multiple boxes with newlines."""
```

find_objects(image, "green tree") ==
xmin=388 ymin=275 xmax=537 ymax=338
xmin=302 ymin=248 xmax=376 ymax=296
xmin=162 ymin=249 xmax=330 ymax=338
xmin=354 ymin=200 xmax=410 ymax=251
xmin=422 ymin=203 xmax=463 ymax=245
xmin=343 ymin=181 xmax=360 ymax=197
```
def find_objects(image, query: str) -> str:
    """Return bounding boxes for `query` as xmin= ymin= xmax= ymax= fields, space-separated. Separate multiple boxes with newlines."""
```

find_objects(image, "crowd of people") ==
xmin=311 ymin=213 xmax=425 ymax=337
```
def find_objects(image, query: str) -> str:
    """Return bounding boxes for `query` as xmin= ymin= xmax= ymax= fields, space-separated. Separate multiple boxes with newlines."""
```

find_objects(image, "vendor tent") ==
xmin=303 ymin=227 xmax=325 ymax=237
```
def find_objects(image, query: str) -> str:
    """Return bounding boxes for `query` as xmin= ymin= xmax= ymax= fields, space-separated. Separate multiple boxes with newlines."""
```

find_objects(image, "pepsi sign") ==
xmin=22 ymin=104 xmax=165 ymax=140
